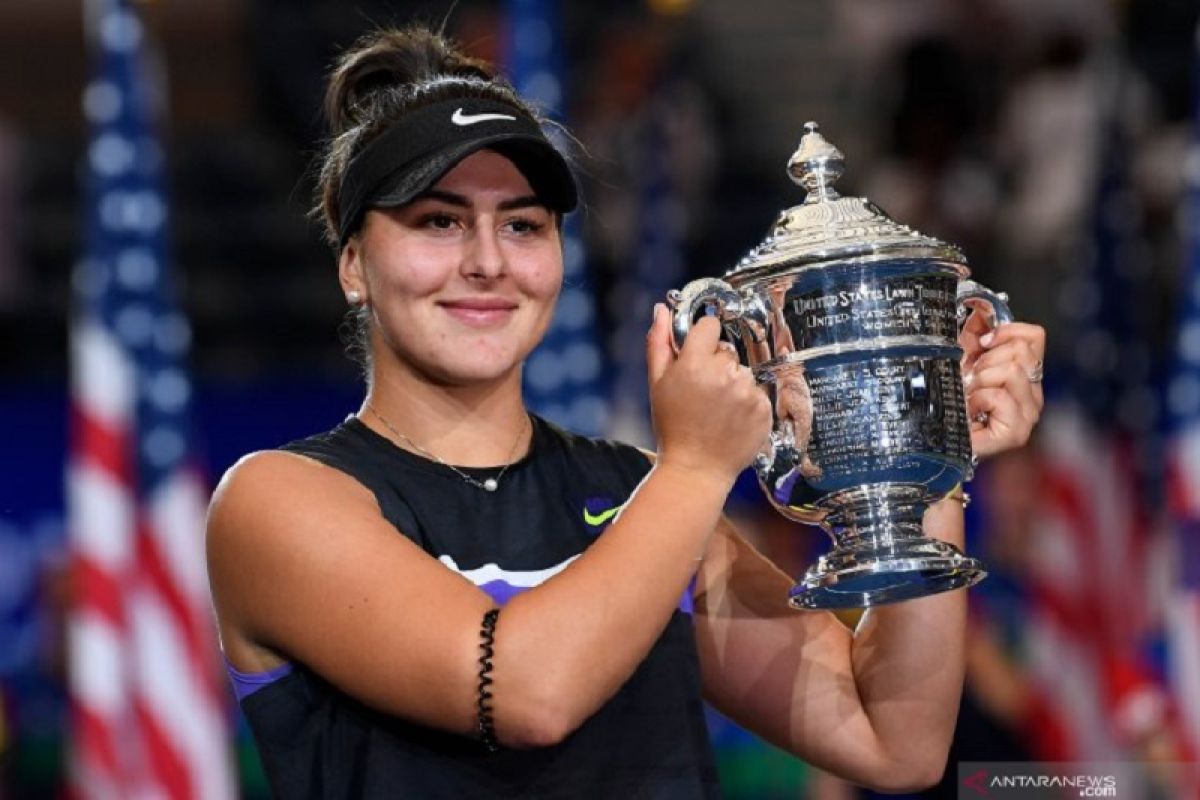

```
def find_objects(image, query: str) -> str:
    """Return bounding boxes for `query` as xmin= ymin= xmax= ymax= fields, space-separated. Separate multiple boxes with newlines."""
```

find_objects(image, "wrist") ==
xmin=938 ymin=483 xmax=970 ymax=508
xmin=652 ymin=456 xmax=737 ymax=497
xmin=924 ymin=486 xmax=967 ymax=547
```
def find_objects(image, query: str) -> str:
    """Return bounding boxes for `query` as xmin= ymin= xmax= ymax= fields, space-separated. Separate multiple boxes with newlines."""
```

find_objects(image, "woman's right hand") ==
xmin=646 ymin=303 xmax=774 ymax=483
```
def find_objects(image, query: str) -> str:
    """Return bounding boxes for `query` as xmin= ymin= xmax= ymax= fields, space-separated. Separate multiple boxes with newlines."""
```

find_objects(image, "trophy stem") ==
xmin=788 ymin=484 xmax=985 ymax=610
xmin=819 ymin=484 xmax=928 ymax=549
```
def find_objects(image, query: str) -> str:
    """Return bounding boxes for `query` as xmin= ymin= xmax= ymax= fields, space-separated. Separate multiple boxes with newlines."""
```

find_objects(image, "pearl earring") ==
xmin=347 ymin=289 xmax=362 ymax=305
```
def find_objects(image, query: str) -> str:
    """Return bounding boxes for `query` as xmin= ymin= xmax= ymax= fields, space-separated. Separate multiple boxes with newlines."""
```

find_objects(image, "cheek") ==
xmin=533 ymin=270 xmax=562 ymax=303
xmin=368 ymin=253 xmax=449 ymax=299
xmin=520 ymin=256 xmax=563 ymax=302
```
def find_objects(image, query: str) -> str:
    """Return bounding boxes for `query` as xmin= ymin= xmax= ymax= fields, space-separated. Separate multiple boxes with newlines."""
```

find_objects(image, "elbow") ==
xmin=495 ymin=668 xmax=588 ymax=749
xmin=499 ymin=699 xmax=580 ymax=749
xmin=859 ymin=754 xmax=948 ymax=794
xmin=483 ymin=618 xmax=612 ymax=749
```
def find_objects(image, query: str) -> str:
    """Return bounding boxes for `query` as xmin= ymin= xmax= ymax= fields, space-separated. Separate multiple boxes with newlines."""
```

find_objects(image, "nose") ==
xmin=462 ymin=225 xmax=505 ymax=281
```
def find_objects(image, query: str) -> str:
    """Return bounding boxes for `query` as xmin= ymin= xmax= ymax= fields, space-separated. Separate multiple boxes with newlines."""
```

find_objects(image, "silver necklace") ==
xmin=366 ymin=403 xmax=528 ymax=492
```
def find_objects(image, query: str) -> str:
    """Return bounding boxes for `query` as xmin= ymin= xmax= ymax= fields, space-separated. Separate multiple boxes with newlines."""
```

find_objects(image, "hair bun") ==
xmin=326 ymin=27 xmax=495 ymax=135
xmin=314 ymin=24 xmax=543 ymax=248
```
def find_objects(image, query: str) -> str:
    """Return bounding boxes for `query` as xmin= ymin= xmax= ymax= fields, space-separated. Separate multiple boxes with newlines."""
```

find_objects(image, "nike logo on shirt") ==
xmin=451 ymin=108 xmax=517 ymax=126
xmin=582 ymin=505 xmax=621 ymax=526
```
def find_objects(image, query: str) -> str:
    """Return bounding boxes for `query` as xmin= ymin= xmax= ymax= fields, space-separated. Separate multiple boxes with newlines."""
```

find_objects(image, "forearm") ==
xmin=848 ymin=497 xmax=967 ymax=780
xmin=494 ymin=461 xmax=731 ymax=745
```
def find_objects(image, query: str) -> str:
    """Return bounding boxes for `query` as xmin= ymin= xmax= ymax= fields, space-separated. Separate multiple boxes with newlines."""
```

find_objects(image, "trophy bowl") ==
xmin=668 ymin=122 xmax=1012 ymax=610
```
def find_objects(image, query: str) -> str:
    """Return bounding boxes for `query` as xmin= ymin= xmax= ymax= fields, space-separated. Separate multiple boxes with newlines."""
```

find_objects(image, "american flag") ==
xmin=1164 ymin=29 xmax=1200 ymax=790
xmin=67 ymin=0 xmax=233 ymax=796
xmin=1017 ymin=90 xmax=1169 ymax=763
xmin=507 ymin=0 xmax=610 ymax=437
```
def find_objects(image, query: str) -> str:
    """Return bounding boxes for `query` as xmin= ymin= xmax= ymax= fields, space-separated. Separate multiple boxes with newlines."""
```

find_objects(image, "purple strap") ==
xmin=225 ymin=656 xmax=294 ymax=701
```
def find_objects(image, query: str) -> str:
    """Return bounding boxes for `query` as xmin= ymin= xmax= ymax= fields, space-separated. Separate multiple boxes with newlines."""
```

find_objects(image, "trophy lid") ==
xmin=728 ymin=122 xmax=966 ymax=278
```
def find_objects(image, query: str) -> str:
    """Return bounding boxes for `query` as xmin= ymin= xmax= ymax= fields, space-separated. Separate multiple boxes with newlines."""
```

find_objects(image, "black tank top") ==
xmin=237 ymin=414 xmax=722 ymax=799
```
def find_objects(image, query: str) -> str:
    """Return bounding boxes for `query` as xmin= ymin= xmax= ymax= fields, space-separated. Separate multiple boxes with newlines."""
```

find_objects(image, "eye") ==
xmin=507 ymin=218 xmax=541 ymax=234
xmin=503 ymin=212 xmax=552 ymax=236
xmin=420 ymin=213 xmax=459 ymax=230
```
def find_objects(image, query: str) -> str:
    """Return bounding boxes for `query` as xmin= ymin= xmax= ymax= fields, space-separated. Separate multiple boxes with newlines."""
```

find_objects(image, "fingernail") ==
xmin=980 ymin=332 xmax=995 ymax=347
xmin=653 ymin=302 xmax=664 ymax=321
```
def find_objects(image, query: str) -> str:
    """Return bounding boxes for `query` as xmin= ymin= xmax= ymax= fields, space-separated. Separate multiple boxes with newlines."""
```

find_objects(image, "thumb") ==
xmin=959 ymin=308 xmax=991 ymax=368
xmin=646 ymin=303 xmax=673 ymax=385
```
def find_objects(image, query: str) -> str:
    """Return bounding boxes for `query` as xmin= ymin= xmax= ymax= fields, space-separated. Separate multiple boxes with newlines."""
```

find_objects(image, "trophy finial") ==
xmin=788 ymin=121 xmax=844 ymax=203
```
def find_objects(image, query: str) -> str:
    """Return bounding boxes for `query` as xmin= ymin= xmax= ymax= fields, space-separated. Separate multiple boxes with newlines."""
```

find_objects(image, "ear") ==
xmin=338 ymin=237 xmax=367 ymax=302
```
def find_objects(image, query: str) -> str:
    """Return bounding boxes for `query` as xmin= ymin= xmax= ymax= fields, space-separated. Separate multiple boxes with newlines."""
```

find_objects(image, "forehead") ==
xmin=430 ymin=149 xmax=536 ymax=196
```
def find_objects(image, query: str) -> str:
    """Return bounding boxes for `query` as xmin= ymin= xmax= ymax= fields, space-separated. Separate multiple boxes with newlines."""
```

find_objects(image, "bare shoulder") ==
xmin=208 ymin=448 xmax=375 ymax=541
xmin=206 ymin=449 xmax=381 ymax=601
xmin=206 ymin=450 xmax=378 ymax=660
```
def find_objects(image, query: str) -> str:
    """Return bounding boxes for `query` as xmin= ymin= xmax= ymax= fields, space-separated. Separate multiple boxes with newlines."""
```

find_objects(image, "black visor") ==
xmin=336 ymin=97 xmax=578 ymax=248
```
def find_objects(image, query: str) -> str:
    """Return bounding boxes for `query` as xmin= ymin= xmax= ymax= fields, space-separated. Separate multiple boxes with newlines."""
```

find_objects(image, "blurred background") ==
xmin=3 ymin=0 xmax=1200 ymax=797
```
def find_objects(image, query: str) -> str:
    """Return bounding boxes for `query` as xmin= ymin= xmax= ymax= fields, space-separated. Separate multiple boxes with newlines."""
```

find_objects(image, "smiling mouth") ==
xmin=438 ymin=300 xmax=518 ymax=327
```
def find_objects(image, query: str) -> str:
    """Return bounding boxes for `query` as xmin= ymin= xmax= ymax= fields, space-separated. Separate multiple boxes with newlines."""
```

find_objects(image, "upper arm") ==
xmin=206 ymin=451 xmax=493 ymax=736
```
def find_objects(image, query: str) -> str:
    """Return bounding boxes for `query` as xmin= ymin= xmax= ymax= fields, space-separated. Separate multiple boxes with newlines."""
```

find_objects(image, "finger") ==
xmin=717 ymin=340 xmax=739 ymax=357
xmin=969 ymin=361 xmax=1040 ymax=426
xmin=958 ymin=310 xmax=992 ymax=369
xmin=972 ymin=338 xmax=1036 ymax=370
xmin=967 ymin=387 xmax=1017 ymax=437
xmin=733 ymin=363 xmax=758 ymax=388
xmin=712 ymin=340 xmax=738 ymax=369
xmin=734 ymin=366 xmax=772 ymax=421
xmin=960 ymin=307 xmax=993 ymax=338
xmin=967 ymin=387 xmax=1033 ymax=457
xmin=753 ymin=384 xmax=774 ymax=432
xmin=971 ymin=340 xmax=1045 ymax=411
xmin=978 ymin=322 xmax=1046 ymax=360
xmin=645 ymin=303 xmax=674 ymax=385
xmin=679 ymin=314 xmax=724 ymax=361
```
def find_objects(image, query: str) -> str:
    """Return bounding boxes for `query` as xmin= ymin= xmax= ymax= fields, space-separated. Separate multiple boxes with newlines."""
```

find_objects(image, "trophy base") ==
xmin=788 ymin=537 xmax=985 ymax=610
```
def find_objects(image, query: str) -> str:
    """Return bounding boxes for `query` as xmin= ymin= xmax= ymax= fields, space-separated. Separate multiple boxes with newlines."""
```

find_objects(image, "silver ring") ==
xmin=973 ymin=411 xmax=990 ymax=425
xmin=1027 ymin=360 xmax=1044 ymax=384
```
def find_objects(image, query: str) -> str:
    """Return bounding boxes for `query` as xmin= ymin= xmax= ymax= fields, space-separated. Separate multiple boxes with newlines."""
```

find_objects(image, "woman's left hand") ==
xmin=960 ymin=314 xmax=1046 ymax=459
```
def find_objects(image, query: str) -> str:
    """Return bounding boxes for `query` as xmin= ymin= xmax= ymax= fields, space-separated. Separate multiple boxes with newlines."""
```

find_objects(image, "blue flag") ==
xmin=1163 ymin=25 xmax=1200 ymax=779
xmin=506 ymin=0 xmax=610 ymax=436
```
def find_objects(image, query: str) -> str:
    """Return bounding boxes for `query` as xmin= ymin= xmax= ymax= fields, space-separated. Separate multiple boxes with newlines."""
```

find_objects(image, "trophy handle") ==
xmin=956 ymin=279 xmax=1014 ymax=330
xmin=665 ymin=277 xmax=775 ymax=470
xmin=956 ymin=279 xmax=1015 ymax=473
xmin=665 ymin=277 xmax=769 ymax=353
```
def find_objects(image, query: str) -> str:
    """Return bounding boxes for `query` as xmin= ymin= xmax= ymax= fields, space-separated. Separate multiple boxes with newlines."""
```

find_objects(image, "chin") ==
xmin=424 ymin=351 xmax=524 ymax=387
xmin=378 ymin=325 xmax=533 ymax=386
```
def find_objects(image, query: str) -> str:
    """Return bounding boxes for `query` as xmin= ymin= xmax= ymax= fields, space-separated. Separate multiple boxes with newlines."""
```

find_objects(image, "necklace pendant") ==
xmin=366 ymin=403 xmax=526 ymax=496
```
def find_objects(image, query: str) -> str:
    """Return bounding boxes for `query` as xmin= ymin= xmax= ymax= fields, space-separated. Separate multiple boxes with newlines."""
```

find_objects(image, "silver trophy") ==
xmin=668 ymin=123 xmax=1012 ymax=609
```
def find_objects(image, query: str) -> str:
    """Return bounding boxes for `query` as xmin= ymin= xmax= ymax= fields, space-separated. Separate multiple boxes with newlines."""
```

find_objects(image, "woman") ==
xmin=206 ymin=26 xmax=1047 ymax=798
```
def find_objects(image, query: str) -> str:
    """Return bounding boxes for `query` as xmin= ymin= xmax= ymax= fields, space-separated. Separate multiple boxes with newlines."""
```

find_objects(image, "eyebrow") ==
xmin=415 ymin=189 xmax=547 ymax=212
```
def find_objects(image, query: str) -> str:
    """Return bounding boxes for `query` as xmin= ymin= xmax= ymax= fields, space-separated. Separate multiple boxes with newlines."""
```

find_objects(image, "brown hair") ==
xmin=317 ymin=26 xmax=558 ymax=379
xmin=314 ymin=25 xmax=542 ymax=247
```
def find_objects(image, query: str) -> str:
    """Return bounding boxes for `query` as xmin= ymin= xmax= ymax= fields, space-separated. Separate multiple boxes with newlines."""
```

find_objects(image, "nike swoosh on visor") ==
xmin=451 ymin=108 xmax=518 ymax=126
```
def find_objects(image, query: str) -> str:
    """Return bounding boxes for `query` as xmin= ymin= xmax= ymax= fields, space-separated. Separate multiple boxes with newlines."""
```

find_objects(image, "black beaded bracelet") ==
xmin=477 ymin=607 xmax=501 ymax=752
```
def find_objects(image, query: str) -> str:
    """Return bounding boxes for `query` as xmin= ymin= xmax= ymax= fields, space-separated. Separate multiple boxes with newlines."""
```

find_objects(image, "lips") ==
xmin=438 ymin=297 xmax=519 ymax=327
